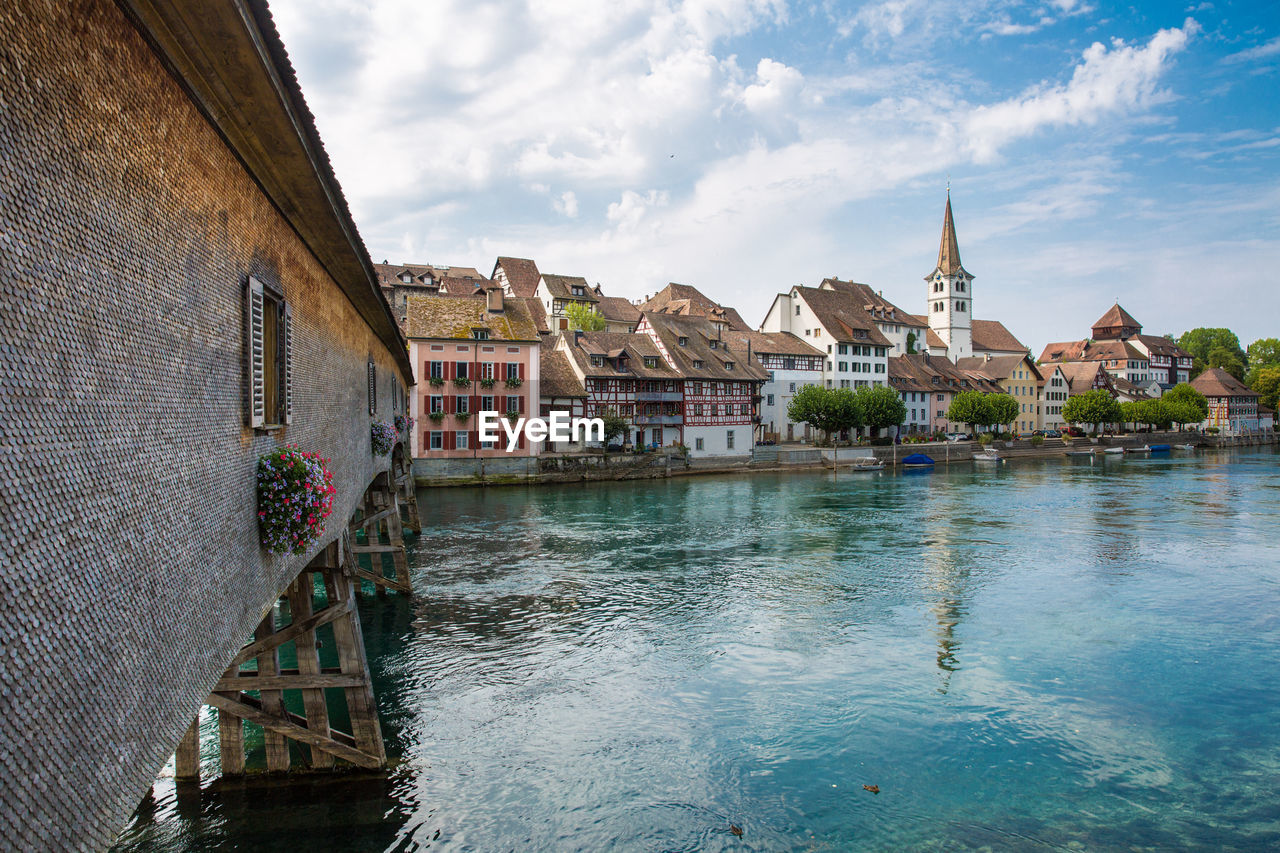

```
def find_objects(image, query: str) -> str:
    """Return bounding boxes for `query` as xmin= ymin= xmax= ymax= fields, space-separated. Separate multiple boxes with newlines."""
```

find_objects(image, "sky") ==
xmin=270 ymin=0 xmax=1280 ymax=354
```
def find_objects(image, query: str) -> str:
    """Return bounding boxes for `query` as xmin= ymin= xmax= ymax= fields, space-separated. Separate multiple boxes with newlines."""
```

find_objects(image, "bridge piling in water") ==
xmin=349 ymin=472 xmax=414 ymax=596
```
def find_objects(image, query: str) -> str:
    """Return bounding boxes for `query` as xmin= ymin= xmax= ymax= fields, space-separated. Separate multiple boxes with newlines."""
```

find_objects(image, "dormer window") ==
xmin=724 ymin=361 xmax=734 ymax=371
xmin=590 ymin=355 xmax=604 ymax=367
xmin=644 ymin=356 xmax=658 ymax=368
xmin=400 ymin=272 xmax=412 ymax=283
xmin=710 ymin=340 xmax=718 ymax=349
xmin=471 ymin=328 xmax=489 ymax=340
xmin=693 ymin=359 xmax=704 ymax=368
xmin=571 ymin=285 xmax=585 ymax=296
xmin=678 ymin=336 xmax=688 ymax=346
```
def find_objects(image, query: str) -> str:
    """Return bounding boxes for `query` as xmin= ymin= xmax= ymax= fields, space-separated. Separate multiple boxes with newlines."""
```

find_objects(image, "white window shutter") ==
xmin=283 ymin=302 xmax=293 ymax=425
xmin=368 ymin=360 xmax=377 ymax=415
xmin=247 ymin=277 xmax=265 ymax=428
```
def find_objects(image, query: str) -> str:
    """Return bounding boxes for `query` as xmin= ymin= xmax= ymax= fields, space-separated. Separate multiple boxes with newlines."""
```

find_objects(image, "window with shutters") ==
xmin=368 ymin=359 xmax=377 ymax=414
xmin=246 ymin=276 xmax=291 ymax=429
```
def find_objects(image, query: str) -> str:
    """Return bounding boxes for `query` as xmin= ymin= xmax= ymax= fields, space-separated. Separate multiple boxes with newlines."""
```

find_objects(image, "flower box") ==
xmin=371 ymin=421 xmax=396 ymax=456
xmin=504 ymin=377 xmax=523 ymax=389
xmin=257 ymin=445 xmax=335 ymax=555
xmin=454 ymin=376 xmax=471 ymax=389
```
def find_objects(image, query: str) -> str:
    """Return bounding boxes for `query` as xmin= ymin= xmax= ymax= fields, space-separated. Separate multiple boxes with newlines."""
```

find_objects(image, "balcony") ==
xmin=636 ymin=391 xmax=683 ymax=402
xmin=633 ymin=414 xmax=683 ymax=425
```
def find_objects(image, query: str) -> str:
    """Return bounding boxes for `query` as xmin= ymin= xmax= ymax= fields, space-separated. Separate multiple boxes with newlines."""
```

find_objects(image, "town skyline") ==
xmin=270 ymin=0 xmax=1279 ymax=355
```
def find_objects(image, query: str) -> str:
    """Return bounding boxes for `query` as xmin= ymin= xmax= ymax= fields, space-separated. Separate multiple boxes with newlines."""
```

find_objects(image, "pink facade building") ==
xmin=406 ymin=290 xmax=541 ymax=458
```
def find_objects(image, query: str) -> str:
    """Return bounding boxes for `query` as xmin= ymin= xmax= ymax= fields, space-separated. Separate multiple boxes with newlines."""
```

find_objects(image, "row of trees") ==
xmin=1057 ymin=385 xmax=1209 ymax=434
xmin=945 ymin=390 xmax=1021 ymax=435
xmin=786 ymin=385 xmax=907 ymax=444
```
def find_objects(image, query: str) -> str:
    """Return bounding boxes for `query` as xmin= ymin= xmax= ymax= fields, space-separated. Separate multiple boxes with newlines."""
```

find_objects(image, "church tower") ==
xmin=924 ymin=192 xmax=973 ymax=360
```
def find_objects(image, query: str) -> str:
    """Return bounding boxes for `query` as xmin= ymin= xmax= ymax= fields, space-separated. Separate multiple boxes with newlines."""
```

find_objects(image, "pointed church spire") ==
xmin=936 ymin=191 xmax=963 ymax=276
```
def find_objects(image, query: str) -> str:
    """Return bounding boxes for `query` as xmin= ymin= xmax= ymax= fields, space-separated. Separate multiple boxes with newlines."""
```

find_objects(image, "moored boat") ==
xmin=1103 ymin=446 xmax=1126 ymax=455
xmin=1064 ymin=449 xmax=1095 ymax=457
xmin=1125 ymin=445 xmax=1151 ymax=454
xmin=1149 ymin=444 xmax=1171 ymax=452
xmin=850 ymin=457 xmax=885 ymax=471
xmin=972 ymin=449 xmax=1002 ymax=463
xmin=902 ymin=453 xmax=935 ymax=468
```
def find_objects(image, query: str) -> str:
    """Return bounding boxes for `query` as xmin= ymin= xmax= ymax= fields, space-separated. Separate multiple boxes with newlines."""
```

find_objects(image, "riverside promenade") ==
xmin=413 ymin=431 xmax=1277 ymax=487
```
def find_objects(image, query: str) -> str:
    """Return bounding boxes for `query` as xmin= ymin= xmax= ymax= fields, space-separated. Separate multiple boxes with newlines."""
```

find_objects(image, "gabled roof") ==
xmin=405 ymin=294 xmax=540 ymax=341
xmin=1091 ymin=303 xmax=1142 ymax=334
xmin=738 ymin=330 xmax=824 ymax=358
xmin=564 ymin=331 xmax=676 ymax=379
xmin=596 ymin=295 xmax=641 ymax=324
xmin=541 ymin=274 xmax=598 ymax=303
xmin=1040 ymin=340 xmax=1090 ymax=363
xmin=1132 ymin=333 xmax=1191 ymax=359
xmin=540 ymin=350 xmax=587 ymax=398
xmin=971 ymin=319 xmax=1027 ymax=355
xmin=640 ymin=313 xmax=769 ymax=381
xmin=373 ymin=262 xmax=486 ymax=288
xmin=819 ymin=278 xmax=927 ymax=328
xmin=638 ymin=283 xmax=750 ymax=331
xmin=792 ymin=286 xmax=893 ymax=347
xmin=1055 ymin=361 xmax=1112 ymax=394
xmin=1191 ymin=367 xmax=1259 ymax=398
xmin=954 ymin=354 xmax=1042 ymax=383
xmin=1040 ymin=339 xmax=1144 ymax=365
xmin=888 ymin=353 xmax=1002 ymax=395
xmin=492 ymin=256 xmax=542 ymax=298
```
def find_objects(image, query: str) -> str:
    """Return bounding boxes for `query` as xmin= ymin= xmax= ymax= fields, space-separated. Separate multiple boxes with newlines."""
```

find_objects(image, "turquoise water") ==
xmin=116 ymin=448 xmax=1280 ymax=851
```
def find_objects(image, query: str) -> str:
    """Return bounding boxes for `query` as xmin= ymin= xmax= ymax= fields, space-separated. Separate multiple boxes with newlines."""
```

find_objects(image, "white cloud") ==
xmin=553 ymin=191 xmax=579 ymax=218
xmin=964 ymin=19 xmax=1198 ymax=161
xmin=741 ymin=58 xmax=804 ymax=113
xmin=1223 ymin=36 xmax=1280 ymax=64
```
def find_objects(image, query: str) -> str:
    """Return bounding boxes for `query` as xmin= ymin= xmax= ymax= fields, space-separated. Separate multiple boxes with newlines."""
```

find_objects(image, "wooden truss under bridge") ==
xmin=173 ymin=468 xmax=421 ymax=780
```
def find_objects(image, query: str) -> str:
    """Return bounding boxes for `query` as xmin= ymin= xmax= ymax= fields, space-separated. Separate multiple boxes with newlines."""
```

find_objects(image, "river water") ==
xmin=115 ymin=448 xmax=1280 ymax=851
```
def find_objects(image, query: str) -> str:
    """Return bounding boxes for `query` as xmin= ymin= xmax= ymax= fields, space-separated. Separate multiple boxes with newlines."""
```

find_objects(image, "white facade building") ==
xmin=925 ymin=193 xmax=975 ymax=360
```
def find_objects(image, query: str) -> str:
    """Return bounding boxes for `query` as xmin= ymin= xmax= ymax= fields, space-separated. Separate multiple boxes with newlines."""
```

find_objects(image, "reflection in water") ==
xmin=114 ymin=448 xmax=1280 ymax=852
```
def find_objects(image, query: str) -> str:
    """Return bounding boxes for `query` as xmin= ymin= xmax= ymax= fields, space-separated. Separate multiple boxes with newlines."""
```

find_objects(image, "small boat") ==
xmin=901 ymin=453 xmax=935 ymax=468
xmin=1149 ymin=444 xmax=1171 ymax=452
xmin=971 ymin=449 xmax=1002 ymax=463
xmin=1103 ymin=446 xmax=1126 ymax=455
xmin=1176 ymin=444 xmax=1196 ymax=451
xmin=850 ymin=457 xmax=885 ymax=471
xmin=1125 ymin=445 xmax=1151 ymax=454
xmin=1064 ymin=449 xmax=1095 ymax=457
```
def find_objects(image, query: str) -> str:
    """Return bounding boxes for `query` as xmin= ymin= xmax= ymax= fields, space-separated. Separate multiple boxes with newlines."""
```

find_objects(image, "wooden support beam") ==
xmin=226 ymin=601 xmax=348 ymax=669
xmin=349 ymin=505 xmax=397 ymax=532
xmin=254 ymin=612 xmax=291 ymax=772
xmin=174 ymin=717 xmax=200 ymax=781
xmin=329 ymin=568 xmax=387 ymax=765
xmin=288 ymin=574 xmax=335 ymax=769
xmin=217 ymin=706 xmax=244 ymax=775
xmin=352 ymin=567 xmax=410 ymax=594
xmin=206 ymin=694 xmax=382 ymax=769
xmin=214 ymin=673 xmax=367 ymax=692
xmin=350 ymin=543 xmax=401 ymax=554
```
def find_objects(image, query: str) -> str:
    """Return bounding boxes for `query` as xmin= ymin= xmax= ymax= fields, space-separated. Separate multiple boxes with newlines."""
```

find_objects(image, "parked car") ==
xmin=945 ymin=432 xmax=971 ymax=442
xmin=1066 ymin=426 xmax=1084 ymax=437
xmin=1043 ymin=429 xmax=1062 ymax=438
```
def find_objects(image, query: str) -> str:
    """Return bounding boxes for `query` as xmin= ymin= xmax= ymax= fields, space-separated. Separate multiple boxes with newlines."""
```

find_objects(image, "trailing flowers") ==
xmin=257 ymin=445 xmax=335 ymax=555
xmin=371 ymin=421 xmax=397 ymax=456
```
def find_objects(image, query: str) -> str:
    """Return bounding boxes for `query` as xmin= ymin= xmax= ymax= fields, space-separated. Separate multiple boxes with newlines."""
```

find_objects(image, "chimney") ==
xmin=984 ymin=353 xmax=990 ymax=363
xmin=487 ymin=287 xmax=504 ymax=312
xmin=924 ymin=353 xmax=931 ymax=364
xmin=574 ymin=329 xmax=583 ymax=347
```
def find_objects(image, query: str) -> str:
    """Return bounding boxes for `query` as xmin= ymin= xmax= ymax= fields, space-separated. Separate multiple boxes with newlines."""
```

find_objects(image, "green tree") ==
xmin=1178 ymin=328 xmax=1246 ymax=379
xmin=1207 ymin=345 xmax=1246 ymax=381
xmin=946 ymin=390 xmax=991 ymax=435
xmin=1120 ymin=400 xmax=1144 ymax=429
xmin=905 ymin=331 xmax=917 ymax=354
xmin=565 ymin=302 xmax=606 ymax=331
xmin=856 ymin=385 xmax=907 ymax=436
xmin=1161 ymin=383 xmax=1209 ymax=429
xmin=1062 ymin=389 xmax=1122 ymax=434
xmin=599 ymin=410 xmax=628 ymax=447
xmin=1145 ymin=399 xmax=1173 ymax=430
xmin=1250 ymin=365 xmax=1280 ymax=410
xmin=986 ymin=393 xmax=1020 ymax=432
xmin=1247 ymin=338 xmax=1280 ymax=370
xmin=788 ymin=385 xmax=864 ymax=444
